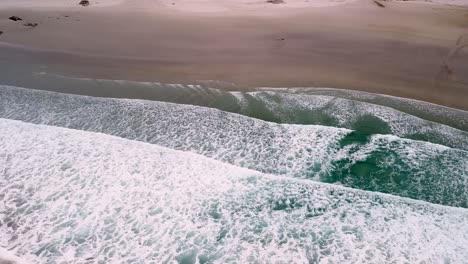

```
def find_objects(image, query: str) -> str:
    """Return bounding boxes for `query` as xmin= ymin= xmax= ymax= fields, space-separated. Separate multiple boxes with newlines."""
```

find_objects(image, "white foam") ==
xmin=12 ymin=74 xmax=467 ymax=150
xmin=247 ymin=90 xmax=468 ymax=150
xmin=1 ymin=85 xmax=467 ymax=207
xmin=1 ymin=119 xmax=467 ymax=263
xmin=0 ymin=85 xmax=349 ymax=179
xmin=0 ymin=247 xmax=28 ymax=264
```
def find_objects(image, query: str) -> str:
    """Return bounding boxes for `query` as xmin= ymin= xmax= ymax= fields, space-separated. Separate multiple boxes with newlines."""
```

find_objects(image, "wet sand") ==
xmin=0 ymin=0 xmax=467 ymax=109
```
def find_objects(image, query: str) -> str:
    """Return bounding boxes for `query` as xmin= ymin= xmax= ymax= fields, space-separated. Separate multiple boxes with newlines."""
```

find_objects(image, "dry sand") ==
xmin=0 ymin=0 xmax=467 ymax=109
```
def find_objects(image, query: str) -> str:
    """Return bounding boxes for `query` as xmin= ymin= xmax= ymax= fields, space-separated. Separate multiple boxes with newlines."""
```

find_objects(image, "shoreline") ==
xmin=0 ymin=0 xmax=467 ymax=109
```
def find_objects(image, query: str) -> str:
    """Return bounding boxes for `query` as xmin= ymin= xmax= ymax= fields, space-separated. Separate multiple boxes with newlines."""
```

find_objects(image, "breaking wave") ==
xmin=8 ymin=75 xmax=467 ymax=149
xmin=1 ymin=83 xmax=468 ymax=263
xmin=1 ymin=119 xmax=467 ymax=264
xmin=0 ymin=85 xmax=467 ymax=208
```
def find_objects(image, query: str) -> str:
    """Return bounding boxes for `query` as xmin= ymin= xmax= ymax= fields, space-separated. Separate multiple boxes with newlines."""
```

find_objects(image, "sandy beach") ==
xmin=0 ymin=0 xmax=467 ymax=109
xmin=2 ymin=2 xmax=468 ymax=263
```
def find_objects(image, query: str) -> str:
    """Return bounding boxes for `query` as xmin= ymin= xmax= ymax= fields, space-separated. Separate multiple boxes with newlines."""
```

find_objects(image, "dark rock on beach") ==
xmin=24 ymin=23 xmax=39 ymax=27
xmin=9 ymin=16 xmax=23 ymax=21
xmin=79 ymin=0 xmax=90 ymax=6
xmin=374 ymin=1 xmax=385 ymax=7
xmin=267 ymin=0 xmax=285 ymax=3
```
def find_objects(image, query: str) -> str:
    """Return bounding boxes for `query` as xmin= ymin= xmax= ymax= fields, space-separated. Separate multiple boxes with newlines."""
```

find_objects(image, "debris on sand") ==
xmin=23 ymin=23 xmax=39 ymax=27
xmin=440 ymin=63 xmax=453 ymax=80
xmin=9 ymin=16 xmax=23 ymax=21
xmin=0 ymin=31 xmax=3 ymax=36
xmin=277 ymin=38 xmax=286 ymax=41
xmin=374 ymin=1 xmax=385 ymax=7
xmin=79 ymin=0 xmax=90 ymax=6
xmin=267 ymin=0 xmax=285 ymax=3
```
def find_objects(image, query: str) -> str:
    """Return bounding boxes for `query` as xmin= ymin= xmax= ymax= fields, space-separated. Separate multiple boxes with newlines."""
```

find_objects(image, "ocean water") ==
xmin=1 ymin=85 xmax=467 ymax=207
xmin=0 ymin=84 xmax=467 ymax=263
xmin=1 ymin=119 xmax=467 ymax=263
xmin=7 ymin=74 xmax=467 ymax=148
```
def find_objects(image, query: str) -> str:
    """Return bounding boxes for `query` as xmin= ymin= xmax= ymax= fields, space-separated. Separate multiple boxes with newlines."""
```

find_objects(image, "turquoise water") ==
xmin=0 ymin=83 xmax=467 ymax=263
xmin=1 ymin=84 xmax=467 ymax=207
xmin=10 ymin=74 xmax=468 ymax=148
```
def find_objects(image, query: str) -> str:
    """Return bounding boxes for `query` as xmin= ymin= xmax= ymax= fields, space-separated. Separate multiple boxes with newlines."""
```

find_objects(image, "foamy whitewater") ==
xmin=1 ymin=85 xmax=467 ymax=207
xmin=8 ymin=75 xmax=467 ymax=149
xmin=1 ymin=119 xmax=467 ymax=263
xmin=0 ymin=84 xmax=467 ymax=263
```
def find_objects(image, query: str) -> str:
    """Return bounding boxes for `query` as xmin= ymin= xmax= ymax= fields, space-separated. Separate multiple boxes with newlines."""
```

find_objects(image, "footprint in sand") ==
xmin=439 ymin=33 xmax=468 ymax=80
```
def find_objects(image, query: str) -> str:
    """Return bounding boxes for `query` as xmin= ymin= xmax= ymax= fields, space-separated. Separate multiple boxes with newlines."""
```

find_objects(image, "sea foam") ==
xmin=0 ymin=85 xmax=467 ymax=207
xmin=1 ymin=119 xmax=467 ymax=263
xmin=5 ymin=74 xmax=466 ymax=149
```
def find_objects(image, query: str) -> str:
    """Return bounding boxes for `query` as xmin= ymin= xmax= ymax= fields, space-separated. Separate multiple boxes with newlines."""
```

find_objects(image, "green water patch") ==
xmin=288 ymin=109 xmax=339 ymax=126
xmin=350 ymin=115 xmax=391 ymax=135
xmin=321 ymin=137 xmax=468 ymax=208
xmin=338 ymin=131 xmax=372 ymax=147
xmin=241 ymin=94 xmax=282 ymax=123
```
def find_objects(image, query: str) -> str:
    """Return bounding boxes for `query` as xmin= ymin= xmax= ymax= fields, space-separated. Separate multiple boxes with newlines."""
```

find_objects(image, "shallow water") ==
xmin=4 ymin=73 xmax=468 ymax=148
xmin=0 ymin=83 xmax=467 ymax=263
